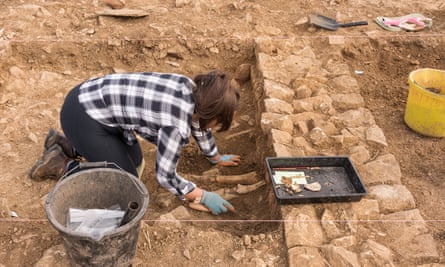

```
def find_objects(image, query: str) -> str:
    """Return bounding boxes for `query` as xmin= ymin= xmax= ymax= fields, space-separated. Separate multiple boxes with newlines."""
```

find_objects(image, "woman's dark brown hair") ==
xmin=193 ymin=70 xmax=240 ymax=132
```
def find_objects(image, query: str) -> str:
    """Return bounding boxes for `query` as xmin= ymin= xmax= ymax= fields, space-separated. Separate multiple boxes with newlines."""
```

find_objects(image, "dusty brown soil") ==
xmin=0 ymin=0 xmax=444 ymax=266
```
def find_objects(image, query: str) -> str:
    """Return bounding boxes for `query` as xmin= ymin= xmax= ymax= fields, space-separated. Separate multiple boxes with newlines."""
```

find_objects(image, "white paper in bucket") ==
xmin=67 ymin=208 xmax=126 ymax=241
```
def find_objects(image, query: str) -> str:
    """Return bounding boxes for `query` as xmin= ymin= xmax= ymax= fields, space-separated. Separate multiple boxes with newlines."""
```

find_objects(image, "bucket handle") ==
xmin=60 ymin=161 xmax=149 ymax=196
xmin=61 ymin=161 xmax=118 ymax=180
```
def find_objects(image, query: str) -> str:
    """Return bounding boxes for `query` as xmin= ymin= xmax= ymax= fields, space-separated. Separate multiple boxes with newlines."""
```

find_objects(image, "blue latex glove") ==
xmin=200 ymin=190 xmax=234 ymax=215
xmin=208 ymin=154 xmax=240 ymax=166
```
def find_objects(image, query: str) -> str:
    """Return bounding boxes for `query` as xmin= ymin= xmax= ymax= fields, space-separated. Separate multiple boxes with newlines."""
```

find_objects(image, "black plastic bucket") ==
xmin=45 ymin=164 xmax=149 ymax=267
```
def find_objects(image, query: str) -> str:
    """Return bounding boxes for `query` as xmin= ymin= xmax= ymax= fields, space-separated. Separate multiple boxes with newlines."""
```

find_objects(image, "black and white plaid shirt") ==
xmin=78 ymin=72 xmax=218 ymax=197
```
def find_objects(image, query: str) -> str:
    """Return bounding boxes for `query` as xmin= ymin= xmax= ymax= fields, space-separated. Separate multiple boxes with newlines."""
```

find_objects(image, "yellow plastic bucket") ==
xmin=404 ymin=68 xmax=445 ymax=137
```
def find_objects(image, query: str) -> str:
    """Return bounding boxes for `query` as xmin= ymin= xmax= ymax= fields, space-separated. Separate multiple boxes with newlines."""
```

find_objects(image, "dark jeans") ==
xmin=60 ymin=85 xmax=142 ymax=177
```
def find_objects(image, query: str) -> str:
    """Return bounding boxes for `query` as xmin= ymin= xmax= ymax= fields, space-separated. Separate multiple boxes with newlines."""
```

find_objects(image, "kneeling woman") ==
xmin=30 ymin=70 xmax=241 ymax=215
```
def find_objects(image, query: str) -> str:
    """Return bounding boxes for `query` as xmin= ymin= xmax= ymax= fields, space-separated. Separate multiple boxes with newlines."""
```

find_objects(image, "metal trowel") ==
xmin=310 ymin=13 xmax=368 ymax=31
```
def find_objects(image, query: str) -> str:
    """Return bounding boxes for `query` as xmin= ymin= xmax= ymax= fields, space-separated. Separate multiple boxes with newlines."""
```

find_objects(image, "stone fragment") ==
xmin=361 ymin=240 xmax=394 ymax=264
xmin=95 ymin=8 xmax=149 ymax=17
xmin=175 ymin=0 xmax=191 ymax=8
xmin=329 ymin=35 xmax=345 ymax=45
xmin=365 ymin=125 xmax=388 ymax=147
xmin=348 ymin=145 xmax=370 ymax=165
xmin=292 ymin=99 xmax=314 ymax=113
xmin=330 ymin=134 xmax=344 ymax=145
xmin=330 ymin=235 xmax=356 ymax=248
xmin=9 ymin=66 xmax=25 ymax=77
xmin=231 ymin=249 xmax=246 ymax=261
xmin=293 ymin=136 xmax=317 ymax=155
xmin=183 ymin=249 xmax=191 ymax=260
xmin=0 ymin=198 xmax=11 ymax=218
xmin=341 ymin=128 xmax=359 ymax=145
xmin=295 ymin=84 xmax=312 ymax=99
xmin=294 ymin=121 xmax=309 ymax=136
xmin=310 ymin=119 xmax=338 ymax=135
xmin=308 ymin=127 xmax=329 ymax=147
xmin=272 ymin=143 xmax=304 ymax=157
xmin=290 ymin=112 xmax=327 ymax=125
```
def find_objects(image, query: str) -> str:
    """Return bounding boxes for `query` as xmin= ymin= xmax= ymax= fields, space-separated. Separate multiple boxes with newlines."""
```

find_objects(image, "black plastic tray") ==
xmin=265 ymin=156 xmax=367 ymax=204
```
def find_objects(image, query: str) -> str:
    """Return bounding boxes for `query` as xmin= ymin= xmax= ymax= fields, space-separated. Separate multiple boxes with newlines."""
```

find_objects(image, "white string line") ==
xmin=0 ymin=218 xmax=444 ymax=223
xmin=4 ymin=33 xmax=445 ymax=43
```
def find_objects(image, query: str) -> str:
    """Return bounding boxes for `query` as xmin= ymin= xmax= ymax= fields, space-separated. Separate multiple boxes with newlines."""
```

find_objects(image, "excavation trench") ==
xmin=3 ymin=39 xmax=281 ymax=236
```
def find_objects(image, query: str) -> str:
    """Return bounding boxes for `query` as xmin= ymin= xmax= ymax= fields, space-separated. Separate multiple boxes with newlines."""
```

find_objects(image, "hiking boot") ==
xmin=29 ymin=144 xmax=70 ymax=181
xmin=44 ymin=128 xmax=75 ymax=158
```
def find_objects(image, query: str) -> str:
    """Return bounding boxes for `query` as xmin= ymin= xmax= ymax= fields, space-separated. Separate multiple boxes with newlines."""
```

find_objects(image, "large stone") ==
xmin=260 ymin=112 xmax=294 ymax=134
xmin=350 ymin=199 xmax=380 ymax=220
xmin=269 ymin=129 xmax=293 ymax=145
xmin=288 ymin=247 xmax=325 ymax=267
xmin=365 ymin=125 xmax=388 ymax=148
xmin=264 ymin=98 xmax=294 ymax=114
xmin=381 ymin=209 xmax=430 ymax=248
xmin=358 ymin=154 xmax=402 ymax=184
xmin=331 ymin=108 xmax=375 ymax=128
xmin=283 ymin=206 xmax=325 ymax=247
xmin=290 ymin=112 xmax=328 ymax=126
xmin=293 ymin=99 xmax=314 ymax=113
xmin=331 ymin=75 xmax=360 ymax=93
xmin=294 ymin=84 xmax=312 ymax=99
xmin=360 ymin=240 xmax=395 ymax=267
xmin=322 ymin=245 xmax=361 ymax=267
xmin=264 ymin=79 xmax=294 ymax=101
xmin=321 ymin=209 xmax=343 ymax=239
xmin=331 ymin=93 xmax=365 ymax=111
xmin=369 ymin=185 xmax=416 ymax=213
xmin=348 ymin=145 xmax=371 ymax=165
xmin=306 ymin=95 xmax=334 ymax=115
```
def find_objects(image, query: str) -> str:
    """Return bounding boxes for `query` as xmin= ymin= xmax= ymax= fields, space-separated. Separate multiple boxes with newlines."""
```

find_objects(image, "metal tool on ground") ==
xmin=310 ymin=13 xmax=368 ymax=31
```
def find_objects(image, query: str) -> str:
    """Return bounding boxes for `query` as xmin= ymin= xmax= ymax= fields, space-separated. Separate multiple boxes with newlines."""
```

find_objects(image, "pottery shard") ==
xmin=304 ymin=182 xmax=321 ymax=192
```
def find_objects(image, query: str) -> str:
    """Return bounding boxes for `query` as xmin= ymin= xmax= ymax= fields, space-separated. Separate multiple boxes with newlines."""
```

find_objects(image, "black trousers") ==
xmin=60 ymin=85 xmax=143 ymax=177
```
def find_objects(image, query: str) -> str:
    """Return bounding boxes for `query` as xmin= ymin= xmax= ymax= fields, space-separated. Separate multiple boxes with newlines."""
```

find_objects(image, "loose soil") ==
xmin=0 ymin=0 xmax=444 ymax=266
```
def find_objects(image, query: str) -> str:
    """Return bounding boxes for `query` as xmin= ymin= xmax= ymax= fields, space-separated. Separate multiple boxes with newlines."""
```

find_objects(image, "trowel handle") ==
xmin=340 ymin=21 xmax=368 ymax=27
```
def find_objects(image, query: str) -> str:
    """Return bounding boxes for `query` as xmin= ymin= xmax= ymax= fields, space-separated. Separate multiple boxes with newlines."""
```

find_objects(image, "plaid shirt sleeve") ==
xmin=156 ymin=126 xmax=196 ymax=197
xmin=191 ymin=120 xmax=218 ymax=158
